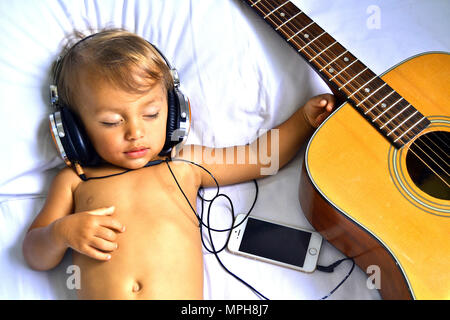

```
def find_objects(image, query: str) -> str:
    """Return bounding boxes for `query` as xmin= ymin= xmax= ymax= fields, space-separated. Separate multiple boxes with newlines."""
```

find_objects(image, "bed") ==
xmin=0 ymin=0 xmax=448 ymax=300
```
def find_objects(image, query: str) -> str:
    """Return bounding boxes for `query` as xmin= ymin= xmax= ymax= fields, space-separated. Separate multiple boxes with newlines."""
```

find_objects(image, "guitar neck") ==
xmin=244 ymin=0 xmax=430 ymax=148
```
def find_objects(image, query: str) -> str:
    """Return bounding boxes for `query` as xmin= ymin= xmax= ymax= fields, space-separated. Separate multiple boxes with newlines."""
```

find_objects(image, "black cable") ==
xmin=317 ymin=257 xmax=356 ymax=300
xmin=75 ymin=157 xmax=355 ymax=300
xmin=168 ymin=158 xmax=255 ymax=233
xmin=78 ymin=169 xmax=131 ymax=181
xmin=77 ymin=159 xmax=164 ymax=181
xmin=166 ymin=158 xmax=268 ymax=300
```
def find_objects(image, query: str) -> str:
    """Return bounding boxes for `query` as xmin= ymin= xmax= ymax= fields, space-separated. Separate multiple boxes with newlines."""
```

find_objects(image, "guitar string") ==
xmin=258 ymin=1 xmax=450 ymax=183
xmin=253 ymin=0 xmax=422 ymax=141
xmin=250 ymin=0 xmax=449 ymax=184
xmin=412 ymin=139 xmax=450 ymax=177
xmin=408 ymin=146 xmax=450 ymax=188
xmin=254 ymin=0 xmax=446 ymax=155
xmin=422 ymin=132 xmax=448 ymax=161
xmin=433 ymin=131 xmax=449 ymax=147
xmin=407 ymin=133 xmax=450 ymax=188
xmin=427 ymin=131 xmax=449 ymax=155
xmin=250 ymin=0 xmax=415 ymax=139
xmin=251 ymin=0 xmax=449 ymax=181
xmin=252 ymin=0 xmax=439 ymax=152
xmin=415 ymin=135 xmax=449 ymax=169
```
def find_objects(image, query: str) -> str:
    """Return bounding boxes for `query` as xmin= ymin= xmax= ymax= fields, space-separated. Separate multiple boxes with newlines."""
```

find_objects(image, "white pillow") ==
xmin=0 ymin=0 xmax=325 ymax=195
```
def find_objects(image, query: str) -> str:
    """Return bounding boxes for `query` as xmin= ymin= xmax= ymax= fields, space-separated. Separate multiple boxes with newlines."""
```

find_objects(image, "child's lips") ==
xmin=124 ymin=147 xmax=149 ymax=159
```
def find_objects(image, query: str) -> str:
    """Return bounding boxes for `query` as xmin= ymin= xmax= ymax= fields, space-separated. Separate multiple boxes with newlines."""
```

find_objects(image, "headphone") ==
xmin=49 ymin=33 xmax=191 ymax=168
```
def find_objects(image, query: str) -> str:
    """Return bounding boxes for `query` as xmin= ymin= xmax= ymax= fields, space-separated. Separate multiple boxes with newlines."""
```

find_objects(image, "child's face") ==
xmin=76 ymin=70 xmax=168 ymax=169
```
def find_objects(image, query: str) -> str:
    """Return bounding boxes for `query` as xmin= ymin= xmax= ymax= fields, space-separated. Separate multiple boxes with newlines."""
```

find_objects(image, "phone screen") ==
xmin=239 ymin=218 xmax=312 ymax=268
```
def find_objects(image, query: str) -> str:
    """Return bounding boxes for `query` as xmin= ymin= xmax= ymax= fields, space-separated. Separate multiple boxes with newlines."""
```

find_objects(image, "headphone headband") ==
xmin=52 ymin=32 xmax=178 ymax=91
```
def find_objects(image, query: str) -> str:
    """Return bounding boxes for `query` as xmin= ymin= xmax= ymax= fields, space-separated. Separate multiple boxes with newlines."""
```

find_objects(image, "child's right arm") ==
xmin=22 ymin=168 xmax=125 ymax=271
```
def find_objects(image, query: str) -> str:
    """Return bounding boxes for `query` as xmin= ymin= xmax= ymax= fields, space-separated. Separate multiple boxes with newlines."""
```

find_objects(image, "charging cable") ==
xmin=167 ymin=158 xmax=356 ymax=300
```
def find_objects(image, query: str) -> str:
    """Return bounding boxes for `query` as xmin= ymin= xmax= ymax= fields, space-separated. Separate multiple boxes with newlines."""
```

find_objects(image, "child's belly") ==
xmin=73 ymin=203 xmax=203 ymax=299
xmin=72 ymin=164 xmax=203 ymax=299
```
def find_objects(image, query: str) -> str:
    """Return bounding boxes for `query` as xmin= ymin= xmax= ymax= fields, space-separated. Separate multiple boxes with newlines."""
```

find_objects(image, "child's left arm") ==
xmin=177 ymin=93 xmax=335 ymax=187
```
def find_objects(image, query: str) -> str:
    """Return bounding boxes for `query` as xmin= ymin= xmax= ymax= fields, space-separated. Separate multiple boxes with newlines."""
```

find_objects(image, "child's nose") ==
xmin=125 ymin=120 xmax=145 ymax=141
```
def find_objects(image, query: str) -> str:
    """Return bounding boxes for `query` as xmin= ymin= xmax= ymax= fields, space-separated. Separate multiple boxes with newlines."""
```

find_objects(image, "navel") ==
xmin=132 ymin=281 xmax=142 ymax=293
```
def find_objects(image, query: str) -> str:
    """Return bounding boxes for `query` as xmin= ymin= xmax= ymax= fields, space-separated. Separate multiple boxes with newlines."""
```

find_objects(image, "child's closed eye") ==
xmin=144 ymin=113 xmax=159 ymax=119
xmin=99 ymin=113 xmax=159 ymax=127
xmin=101 ymin=121 xmax=121 ymax=127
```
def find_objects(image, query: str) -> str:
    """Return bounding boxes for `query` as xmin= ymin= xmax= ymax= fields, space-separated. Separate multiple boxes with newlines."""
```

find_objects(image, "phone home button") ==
xmin=309 ymin=248 xmax=318 ymax=256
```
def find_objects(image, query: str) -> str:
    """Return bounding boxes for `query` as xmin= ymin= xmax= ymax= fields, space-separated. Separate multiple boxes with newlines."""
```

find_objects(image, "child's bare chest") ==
xmin=74 ymin=162 xmax=199 ymax=225
xmin=71 ymin=162 xmax=203 ymax=299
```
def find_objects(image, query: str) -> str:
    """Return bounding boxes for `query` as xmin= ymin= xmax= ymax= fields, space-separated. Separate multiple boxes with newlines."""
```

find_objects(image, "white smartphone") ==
xmin=227 ymin=214 xmax=323 ymax=273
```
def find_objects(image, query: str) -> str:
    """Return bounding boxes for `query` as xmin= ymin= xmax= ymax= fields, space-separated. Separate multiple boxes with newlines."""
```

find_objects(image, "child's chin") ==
xmin=112 ymin=158 xmax=149 ymax=170
xmin=125 ymin=160 xmax=150 ymax=169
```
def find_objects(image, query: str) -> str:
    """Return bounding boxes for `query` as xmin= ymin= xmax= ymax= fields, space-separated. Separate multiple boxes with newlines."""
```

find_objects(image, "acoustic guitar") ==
xmin=244 ymin=0 xmax=449 ymax=299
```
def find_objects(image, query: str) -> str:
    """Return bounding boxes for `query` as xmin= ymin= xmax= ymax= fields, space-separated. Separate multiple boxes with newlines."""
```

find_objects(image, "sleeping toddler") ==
xmin=22 ymin=28 xmax=335 ymax=299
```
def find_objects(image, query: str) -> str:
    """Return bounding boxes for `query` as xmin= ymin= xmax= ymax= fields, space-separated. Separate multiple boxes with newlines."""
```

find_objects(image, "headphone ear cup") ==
xmin=160 ymin=89 xmax=179 ymax=155
xmin=59 ymin=106 xmax=101 ymax=166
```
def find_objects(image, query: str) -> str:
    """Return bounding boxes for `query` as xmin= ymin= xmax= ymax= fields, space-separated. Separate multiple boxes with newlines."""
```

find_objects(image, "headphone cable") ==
xmin=74 ymin=159 xmax=165 ymax=181
xmin=73 ymin=157 xmax=354 ymax=300
xmin=166 ymin=158 xmax=268 ymax=300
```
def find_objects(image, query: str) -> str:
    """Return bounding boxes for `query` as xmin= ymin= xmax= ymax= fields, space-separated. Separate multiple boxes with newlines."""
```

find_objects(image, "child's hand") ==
xmin=54 ymin=206 xmax=125 ymax=261
xmin=302 ymin=94 xmax=336 ymax=128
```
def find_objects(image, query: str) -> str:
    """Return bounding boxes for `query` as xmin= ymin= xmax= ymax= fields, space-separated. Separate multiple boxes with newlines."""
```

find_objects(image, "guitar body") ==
xmin=300 ymin=52 xmax=450 ymax=299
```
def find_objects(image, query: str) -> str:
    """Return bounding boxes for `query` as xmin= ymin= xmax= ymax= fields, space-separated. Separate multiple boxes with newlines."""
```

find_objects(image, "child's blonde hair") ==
xmin=54 ymin=28 xmax=173 ymax=112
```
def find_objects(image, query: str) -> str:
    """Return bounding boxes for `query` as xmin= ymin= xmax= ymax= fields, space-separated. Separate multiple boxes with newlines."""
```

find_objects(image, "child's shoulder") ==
xmin=52 ymin=166 xmax=82 ymax=192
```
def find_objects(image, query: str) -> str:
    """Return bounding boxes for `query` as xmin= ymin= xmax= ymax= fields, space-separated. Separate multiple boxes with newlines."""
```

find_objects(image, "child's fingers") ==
xmin=321 ymin=96 xmax=335 ymax=112
xmin=95 ymin=226 xmax=119 ymax=242
xmin=87 ymin=206 xmax=115 ymax=216
xmin=90 ymin=237 xmax=118 ymax=253
xmin=316 ymin=112 xmax=328 ymax=125
xmin=99 ymin=217 xmax=126 ymax=233
xmin=80 ymin=244 xmax=112 ymax=261
xmin=311 ymin=95 xmax=332 ymax=108
xmin=326 ymin=103 xmax=334 ymax=112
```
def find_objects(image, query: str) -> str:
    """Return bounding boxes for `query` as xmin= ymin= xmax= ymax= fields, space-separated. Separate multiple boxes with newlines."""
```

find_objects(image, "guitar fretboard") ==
xmin=244 ymin=0 xmax=430 ymax=148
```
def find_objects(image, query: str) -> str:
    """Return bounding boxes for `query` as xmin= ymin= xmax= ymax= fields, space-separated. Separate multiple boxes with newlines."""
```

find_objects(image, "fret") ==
xmin=350 ymin=83 xmax=420 ymax=140
xmin=287 ymin=21 xmax=314 ymax=42
xmin=387 ymin=110 xmax=418 ymax=136
xmin=365 ymin=89 xmax=395 ymax=115
xmin=324 ymin=54 xmax=359 ymax=86
xmin=347 ymin=76 xmax=388 ymax=117
xmin=309 ymin=41 xmax=337 ymax=62
xmin=356 ymin=82 xmax=387 ymax=107
xmin=322 ymin=46 xmax=353 ymax=65
xmin=319 ymin=50 xmax=348 ymax=71
xmin=350 ymin=74 xmax=379 ymax=99
xmin=263 ymin=0 xmax=289 ymax=19
xmin=245 ymin=0 xmax=430 ymax=148
xmin=329 ymin=59 xmax=359 ymax=81
xmin=259 ymin=0 xmax=364 ymax=96
xmin=372 ymin=98 xmax=404 ymax=123
xmin=380 ymin=103 xmax=411 ymax=129
xmin=394 ymin=116 xmax=426 ymax=143
xmin=275 ymin=11 xmax=301 ymax=30
xmin=250 ymin=0 xmax=262 ymax=7
xmin=339 ymin=66 xmax=381 ymax=98
xmin=259 ymin=1 xmax=336 ymax=67
xmin=299 ymin=31 xmax=327 ymax=53
xmin=338 ymin=67 xmax=368 ymax=90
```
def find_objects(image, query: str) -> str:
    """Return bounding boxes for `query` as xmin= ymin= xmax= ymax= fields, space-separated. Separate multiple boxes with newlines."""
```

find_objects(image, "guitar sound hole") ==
xmin=405 ymin=131 xmax=450 ymax=200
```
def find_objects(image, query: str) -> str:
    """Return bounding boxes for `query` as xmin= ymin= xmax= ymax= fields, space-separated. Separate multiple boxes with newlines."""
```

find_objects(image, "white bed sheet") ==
xmin=0 ymin=0 xmax=448 ymax=300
